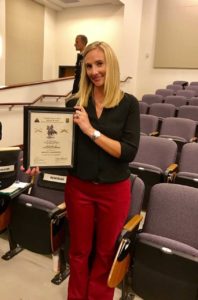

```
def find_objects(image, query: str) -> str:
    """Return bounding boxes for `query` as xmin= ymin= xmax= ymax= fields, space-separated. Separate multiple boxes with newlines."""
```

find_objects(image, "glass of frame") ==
xmin=23 ymin=106 xmax=75 ymax=170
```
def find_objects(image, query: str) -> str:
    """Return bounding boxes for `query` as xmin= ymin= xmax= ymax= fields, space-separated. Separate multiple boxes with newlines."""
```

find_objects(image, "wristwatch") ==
xmin=91 ymin=130 xmax=101 ymax=141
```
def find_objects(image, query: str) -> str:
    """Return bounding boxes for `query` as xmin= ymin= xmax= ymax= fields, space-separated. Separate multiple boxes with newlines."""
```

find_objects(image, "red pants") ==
xmin=65 ymin=175 xmax=131 ymax=300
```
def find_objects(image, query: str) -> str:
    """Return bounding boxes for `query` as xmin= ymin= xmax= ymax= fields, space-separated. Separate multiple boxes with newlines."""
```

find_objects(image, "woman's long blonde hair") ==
xmin=76 ymin=41 xmax=123 ymax=108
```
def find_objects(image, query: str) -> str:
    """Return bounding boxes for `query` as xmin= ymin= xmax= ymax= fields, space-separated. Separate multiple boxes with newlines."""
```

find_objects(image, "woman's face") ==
xmin=84 ymin=48 xmax=106 ymax=87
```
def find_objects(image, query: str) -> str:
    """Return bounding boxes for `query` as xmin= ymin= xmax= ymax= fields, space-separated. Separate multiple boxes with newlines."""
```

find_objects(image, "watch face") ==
xmin=92 ymin=130 xmax=101 ymax=140
xmin=95 ymin=130 xmax=100 ymax=138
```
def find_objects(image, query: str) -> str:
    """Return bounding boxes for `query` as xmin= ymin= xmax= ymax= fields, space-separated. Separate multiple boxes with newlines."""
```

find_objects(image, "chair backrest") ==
xmin=149 ymin=103 xmax=176 ymax=118
xmin=0 ymin=147 xmax=20 ymax=190
xmin=141 ymin=94 xmax=163 ymax=105
xmin=173 ymin=80 xmax=188 ymax=88
xmin=185 ymin=85 xmax=198 ymax=97
xmin=164 ymin=95 xmax=187 ymax=108
xmin=178 ymin=142 xmax=198 ymax=174
xmin=132 ymin=136 xmax=177 ymax=172
xmin=159 ymin=117 xmax=197 ymax=142
xmin=9 ymin=169 xmax=67 ymax=254
xmin=138 ymin=101 xmax=149 ymax=114
xmin=189 ymin=81 xmax=198 ymax=86
xmin=176 ymin=89 xmax=196 ymax=99
xmin=140 ymin=114 xmax=159 ymax=135
xmin=155 ymin=88 xmax=174 ymax=98
xmin=188 ymin=97 xmax=198 ymax=106
xmin=128 ymin=174 xmax=145 ymax=220
xmin=166 ymin=84 xmax=182 ymax=94
xmin=143 ymin=183 xmax=198 ymax=249
xmin=31 ymin=171 xmax=67 ymax=206
xmin=177 ymin=105 xmax=198 ymax=123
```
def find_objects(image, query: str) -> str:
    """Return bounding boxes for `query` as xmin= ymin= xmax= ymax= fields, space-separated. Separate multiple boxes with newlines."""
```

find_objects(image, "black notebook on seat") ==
xmin=0 ymin=147 xmax=20 ymax=190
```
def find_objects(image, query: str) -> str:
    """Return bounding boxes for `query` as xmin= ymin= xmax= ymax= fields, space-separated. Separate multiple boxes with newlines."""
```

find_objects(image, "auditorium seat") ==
xmin=159 ymin=117 xmax=197 ymax=160
xmin=177 ymin=105 xmax=198 ymax=123
xmin=107 ymin=174 xmax=145 ymax=290
xmin=138 ymin=101 xmax=149 ymax=114
xmin=188 ymin=97 xmax=198 ymax=106
xmin=129 ymin=135 xmax=178 ymax=209
xmin=164 ymin=95 xmax=188 ymax=109
xmin=173 ymin=80 xmax=188 ymax=88
xmin=189 ymin=81 xmax=198 ymax=86
xmin=2 ymin=169 xmax=69 ymax=285
xmin=140 ymin=114 xmax=159 ymax=136
xmin=126 ymin=183 xmax=198 ymax=300
xmin=166 ymin=84 xmax=182 ymax=95
xmin=174 ymin=142 xmax=198 ymax=188
xmin=155 ymin=88 xmax=174 ymax=99
xmin=149 ymin=103 xmax=176 ymax=119
xmin=185 ymin=85 xmax=198 ymax=97
xmin=0 ymin=149 xmax=30 ymax=233
xmin=176 ymin=89 xmax=196 ymax=100
xmin=142 ymin=94 xmax=163 ymax=106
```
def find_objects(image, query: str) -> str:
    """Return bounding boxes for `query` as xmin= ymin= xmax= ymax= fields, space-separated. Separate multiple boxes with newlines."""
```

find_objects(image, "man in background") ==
xmin=0 ymin=122 xmax=2 ymax=140
xmin=72 ymin=34 xmax=88 ymax=94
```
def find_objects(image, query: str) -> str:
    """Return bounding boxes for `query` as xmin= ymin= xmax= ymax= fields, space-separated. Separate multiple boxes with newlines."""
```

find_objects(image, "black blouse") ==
xmin=66 ymin=93 xmax=140 ymax=183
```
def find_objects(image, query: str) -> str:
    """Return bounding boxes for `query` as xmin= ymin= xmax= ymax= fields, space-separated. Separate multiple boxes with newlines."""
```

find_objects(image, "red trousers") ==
xmin=65 ymin=175 xmax=131 ymax=300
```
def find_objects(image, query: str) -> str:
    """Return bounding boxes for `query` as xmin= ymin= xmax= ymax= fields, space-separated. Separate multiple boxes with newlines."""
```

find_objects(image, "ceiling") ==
xmin=34 ymin=0 xmax=124 ymax=11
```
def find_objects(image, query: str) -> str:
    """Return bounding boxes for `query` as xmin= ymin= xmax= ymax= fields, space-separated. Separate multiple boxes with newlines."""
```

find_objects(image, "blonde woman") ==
xmin=65 ymin=41 xmax=140 ymax=300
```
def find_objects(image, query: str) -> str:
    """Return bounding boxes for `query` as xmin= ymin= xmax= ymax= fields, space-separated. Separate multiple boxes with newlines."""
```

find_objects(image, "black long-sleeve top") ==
xmin=66 ymin=93 xmax=140 ymax=183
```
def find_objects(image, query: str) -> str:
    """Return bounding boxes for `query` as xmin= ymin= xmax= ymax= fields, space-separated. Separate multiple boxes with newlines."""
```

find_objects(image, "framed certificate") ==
xmin=23 ymin=106 xmax=75 ymax=169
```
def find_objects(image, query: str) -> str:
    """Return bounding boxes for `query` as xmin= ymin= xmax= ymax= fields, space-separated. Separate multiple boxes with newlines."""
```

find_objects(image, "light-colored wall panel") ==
xmin=154 ymin=0 xmax=198 ymax=68
xmin=6 ymin=0 xmax=44 ymax=85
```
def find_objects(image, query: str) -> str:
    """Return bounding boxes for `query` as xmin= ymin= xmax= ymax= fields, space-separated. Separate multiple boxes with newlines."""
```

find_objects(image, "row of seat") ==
xmin=12 ymin=152 xmax=196 ymax=300
xmin=120 ymin=181 xmax=198 ymax=300
xmin=140 ymin=102 xmax=198 ymax=124
xmin=140 ymin=94 xmax=198 ymax=108
xmin=0 ymin=149 xmax=144 ymax=289
xmin=172 ymin=80 xmax=197 ymax=87
xmin=158 ymin=87 xmax=198 ymax=98
xmin=0 ymin=148 xmax=197 ymax=299
xmin=155 ymin=79 xmax=198 ymax=98
xmin=0 ymin=151 xmax=69 ymax=284
xmin=129 ymin=135 xmax=198 ymax=209
xmin=140 ymin=115 xmax=197 ymax=151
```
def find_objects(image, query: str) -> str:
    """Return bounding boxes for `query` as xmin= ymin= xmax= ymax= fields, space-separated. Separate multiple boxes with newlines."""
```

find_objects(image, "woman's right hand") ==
xmin=20 ymin=165 xmax=40 ymax=176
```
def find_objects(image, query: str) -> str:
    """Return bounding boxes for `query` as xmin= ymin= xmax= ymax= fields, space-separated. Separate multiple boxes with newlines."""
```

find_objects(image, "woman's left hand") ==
xmin=73 ymin=105 xmax=94 ymax=136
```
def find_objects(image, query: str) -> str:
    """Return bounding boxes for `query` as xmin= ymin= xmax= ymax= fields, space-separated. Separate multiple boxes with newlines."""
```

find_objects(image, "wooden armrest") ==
xmin=165 ymin=163 xmax=178 ymax=182
xmin=49 ymin=204 xmax=66 ymax=219
xmin=149 ymin=131 xmax=159 ymax=136
xmin=166 ymin=163 xmax=178 ymax=173
xmin=123 ymin=214 xmax=143 ymax=232
xmin=107 ymin=214 xmax=143 ymax=288
xmin=57 ymin=202 xmax=66 ymax=210
xmin=190 ymin=137 xmax=198 ymax=143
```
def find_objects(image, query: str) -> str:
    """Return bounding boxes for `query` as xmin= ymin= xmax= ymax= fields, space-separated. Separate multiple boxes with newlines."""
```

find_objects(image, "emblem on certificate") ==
xmin=23 ymin=106 xmax=75 ymax=169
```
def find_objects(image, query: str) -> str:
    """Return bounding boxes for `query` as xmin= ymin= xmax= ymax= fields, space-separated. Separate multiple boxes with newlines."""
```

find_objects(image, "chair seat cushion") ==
xmin=176 ymin=172 xmax=198 ymax=181
xmin=130 ymin=162 xmax=162 ymax=174
xmin=17 ymin=194 xmax=57 ymax=211
xmin=160 ymin=135 xmax=187 ymax=143
xmin=138 ymin=232 xmax=198 ymax=259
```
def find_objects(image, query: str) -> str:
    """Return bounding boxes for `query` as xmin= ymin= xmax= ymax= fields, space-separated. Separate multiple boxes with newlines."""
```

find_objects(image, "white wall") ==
xmin=0 ymin=0 xmax=5 ymax=86
xmin=43 ymin=7 xmax=57 ymax=80
xmin=120 ymin=0 xmax=143 ymax=94
xmin=53 ymin=0 xmax=143 ymax=96
xmin=55 ymin=4 xmax=124 ymax=67
xmin=136 ymin=0 xmax=198 ymax=99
